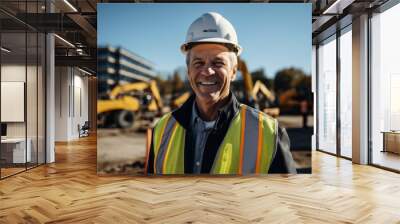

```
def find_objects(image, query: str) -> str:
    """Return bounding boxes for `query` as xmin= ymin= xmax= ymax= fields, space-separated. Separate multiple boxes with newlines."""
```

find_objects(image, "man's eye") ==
xmin=193 ymin=62 xmax=204 ymax=67
xmin=214 ymin=62 xmax=225 ymax=67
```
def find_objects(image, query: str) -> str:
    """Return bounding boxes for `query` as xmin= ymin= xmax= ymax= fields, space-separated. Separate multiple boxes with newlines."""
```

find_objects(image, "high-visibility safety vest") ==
xmin=151 ymin=104 xmax=277 ymax=175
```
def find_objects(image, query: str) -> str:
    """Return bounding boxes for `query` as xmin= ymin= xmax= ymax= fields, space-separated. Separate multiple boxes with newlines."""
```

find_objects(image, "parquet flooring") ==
xmin=1 ymin=167 xmax=26 ymax=178
xmin=1 ymin=135 xmax=400 ymax=223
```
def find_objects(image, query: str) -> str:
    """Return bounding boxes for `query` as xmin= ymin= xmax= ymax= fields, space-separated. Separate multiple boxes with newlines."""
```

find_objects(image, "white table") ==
xmin=1 ymin=138 xmax=31 ymax=163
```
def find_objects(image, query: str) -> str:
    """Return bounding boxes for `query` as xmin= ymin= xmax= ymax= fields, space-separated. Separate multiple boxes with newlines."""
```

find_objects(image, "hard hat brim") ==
xmin=181 ymin=38 xmax=242 ymax=56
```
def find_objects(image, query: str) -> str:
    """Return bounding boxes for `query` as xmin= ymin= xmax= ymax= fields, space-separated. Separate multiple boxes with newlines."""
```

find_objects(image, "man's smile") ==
xmin=197 ymin=81 xmax=218 ymax=86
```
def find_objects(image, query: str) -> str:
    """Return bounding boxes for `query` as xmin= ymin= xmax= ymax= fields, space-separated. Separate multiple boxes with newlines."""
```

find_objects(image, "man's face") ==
xmin=187 ymin=43 xmax=237 ymax=104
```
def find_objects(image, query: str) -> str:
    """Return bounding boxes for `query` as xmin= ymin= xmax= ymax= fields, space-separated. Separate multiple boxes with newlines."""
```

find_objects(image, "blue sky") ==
xmin=98 ymin=3 xmax=311 ymax=78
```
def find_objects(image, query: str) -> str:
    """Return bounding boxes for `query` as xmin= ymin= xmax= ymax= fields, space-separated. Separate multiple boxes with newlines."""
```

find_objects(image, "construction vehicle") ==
xmin=278 ymin=88 xmax=301 ymax=115
xmin=236 ymin=58 xmax=254 ymax=104
xmin=237 ymin=58 xmax=280 ymax=117
xmin=97 ymin=80 xmax=163 ymax=129
xmin=252 ymin=80 xmax=280 ymax=117
xmin=172 ymin=91 xmax=191 ymax=109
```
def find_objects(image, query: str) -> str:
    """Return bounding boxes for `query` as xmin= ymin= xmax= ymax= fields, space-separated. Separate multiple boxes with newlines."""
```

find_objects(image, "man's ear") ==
xmin=231 ymin=65 xmax=238 ymax=81
xmin=187 ymin=67 xmax=190 ymax=76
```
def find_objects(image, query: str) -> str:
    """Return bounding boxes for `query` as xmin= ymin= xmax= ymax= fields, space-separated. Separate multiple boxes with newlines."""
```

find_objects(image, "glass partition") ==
xmin=27 ymin=30 xmax=38 ymax=169
xmin=1 ymin=30 xmax=28 ymax=177
xmin=29 ymin=0 xmax=38 ymax=170
xmin=339 ymin=27 xmax=352 ymax=158
xmin=317 ymin=35 xmax=337 ymax=154
xmin=38 ymin=32 xmax=45 ymax=165
xmin=371 ymin=3 xmax=400 ymax=171
xmin=0 ymin=1 xmax=46 ymax=179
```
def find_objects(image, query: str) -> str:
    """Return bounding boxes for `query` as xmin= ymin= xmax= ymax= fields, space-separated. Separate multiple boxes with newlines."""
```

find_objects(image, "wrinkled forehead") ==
xmin=189 ymin=44 xmax=232 ymax=61
xmin=190 ymin=43 xmax=231 ymax=54
xmin=186 ymin=42 xmax=238 ymax=54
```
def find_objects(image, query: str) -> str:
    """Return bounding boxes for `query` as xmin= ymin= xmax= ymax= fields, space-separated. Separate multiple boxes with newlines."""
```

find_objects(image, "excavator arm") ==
xmin=238 ymin=58 xmax=254 ymax=103
xmin=252 ymin=80 xmax=275 ymax=102
xmin=108 ymin=80 xmax=163 ymax=110
xmin=238 ymin=58 xmax=279 ymax=117
xmin=109 ymin=82 xmax=150 ymax=99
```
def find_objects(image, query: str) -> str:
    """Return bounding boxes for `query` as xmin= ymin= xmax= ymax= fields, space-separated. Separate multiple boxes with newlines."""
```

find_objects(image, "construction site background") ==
xmin=97 ymin=57 xmax=313 ymax=175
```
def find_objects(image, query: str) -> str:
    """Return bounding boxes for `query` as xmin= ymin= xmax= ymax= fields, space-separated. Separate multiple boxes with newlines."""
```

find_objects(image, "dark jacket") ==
xmin=146 ymin=93 xmax=297 ymax=174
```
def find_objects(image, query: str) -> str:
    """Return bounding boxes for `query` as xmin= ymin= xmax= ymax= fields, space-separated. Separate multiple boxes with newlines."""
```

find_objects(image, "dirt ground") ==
xmin=97 ymin=129 xmax=147 ymax=175
xmin=277 ymin=115 xmax=314 ymax=128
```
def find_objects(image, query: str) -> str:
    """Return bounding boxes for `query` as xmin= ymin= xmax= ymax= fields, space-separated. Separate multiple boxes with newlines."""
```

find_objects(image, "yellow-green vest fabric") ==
xmin=152 ymin=104 xmax=277 ymax=175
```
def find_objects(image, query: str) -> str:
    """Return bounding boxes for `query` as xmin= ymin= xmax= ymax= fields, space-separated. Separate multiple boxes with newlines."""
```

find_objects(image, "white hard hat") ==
xmin=181 ymin=12 xmax=242 ymax=56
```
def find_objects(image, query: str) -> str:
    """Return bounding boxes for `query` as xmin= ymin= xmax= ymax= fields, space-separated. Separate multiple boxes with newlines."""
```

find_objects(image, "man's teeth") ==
xmin=199 ymin=82 xmax=217 ymax=85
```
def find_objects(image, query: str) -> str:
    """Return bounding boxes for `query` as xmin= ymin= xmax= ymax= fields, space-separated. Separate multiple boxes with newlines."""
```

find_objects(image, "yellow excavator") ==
xmin=238 ymin=58 xmax=279 ymax=117
xmin=98 ymin=80 xmax=163 ymax=128
xmin=251 ymin=80 xmax=280 ymax=117
xmin=172 ymin=91 xmax=191 ymax=109
xmin=237 ymin=58 xmax=254 ymax=104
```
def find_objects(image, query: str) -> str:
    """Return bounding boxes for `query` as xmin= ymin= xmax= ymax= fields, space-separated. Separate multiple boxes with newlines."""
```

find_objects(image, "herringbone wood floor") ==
xmin=1 ymin=135 xmax=400 ymax=224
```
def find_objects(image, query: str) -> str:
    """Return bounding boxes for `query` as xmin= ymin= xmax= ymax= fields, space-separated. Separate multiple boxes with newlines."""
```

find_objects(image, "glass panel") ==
xmin=312 ymin=45 xmax=317 ymax=151
xmin=1 ymin=30 xmax=27 ymax=177
xmin=339 ymin=28 xmax=352 ymax=158
xmin=26 ymin=0 xmax=38 ymax=169
xmin=371 ymin=4 xmax=400 ymax=171
xmin=38 ymin=32 xmax=45 ymax=165
xmin=317 ymin=35 xmax=337 ymax=154
xmin=27 ymin=30 xmax=38 ymax=169
xmin=0 ymin=1 xmax=46 ymax=178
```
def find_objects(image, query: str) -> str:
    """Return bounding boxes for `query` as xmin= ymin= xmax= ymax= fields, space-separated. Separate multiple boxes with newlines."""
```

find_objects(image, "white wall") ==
xmin=55 ymin=67 xmax=89 ymax=141
xmin=1 ymin=65 xmax=26 ymax=131
xmin=1 ymin=63 xmax=46 ymax=164
xmin=55 ymin=66 xmax=69 ymax=141
xmin=1 ymin=65 xmax=29 ymax=138
xmin=72 ymin=73 xmax=89 ymax=138
xmin=1 ymin=64 xmax=26 ymax=81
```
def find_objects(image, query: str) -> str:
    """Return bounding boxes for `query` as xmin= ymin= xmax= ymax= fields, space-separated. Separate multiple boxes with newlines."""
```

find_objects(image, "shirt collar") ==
xmin=191 ymin=100 xmax=216 ymax=127
xmin=172 ymin=90 xmax=240 ymax=130
xmin=190 ymin=92 xmax=236 ymax=127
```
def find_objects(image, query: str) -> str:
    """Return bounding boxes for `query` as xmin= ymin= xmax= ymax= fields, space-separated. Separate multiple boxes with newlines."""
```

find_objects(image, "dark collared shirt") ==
xmin=191 ymin=102 xmax=216 ymax=173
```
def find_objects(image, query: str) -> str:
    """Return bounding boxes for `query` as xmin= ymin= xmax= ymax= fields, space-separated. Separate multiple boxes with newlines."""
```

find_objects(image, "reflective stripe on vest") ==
xmin=153 ymin=113 xmax=185 ymax=174
xmin=152 ymin=105 xmax=277 ymax=174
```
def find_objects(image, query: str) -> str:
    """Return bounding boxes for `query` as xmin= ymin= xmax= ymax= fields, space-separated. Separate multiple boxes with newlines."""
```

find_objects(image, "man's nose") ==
xmin=201 ymin=66 xmax=215 ymax=76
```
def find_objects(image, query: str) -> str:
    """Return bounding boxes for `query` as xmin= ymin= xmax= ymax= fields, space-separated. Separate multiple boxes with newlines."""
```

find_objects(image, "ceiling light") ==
xmin=63 ymin=0 xmax=78 ymax=12
xmin=78 ymin=67 xmax=93 ymax=76
xmin=323 ymin=0 xmax=354 ymax=15
xmin=76 ymin=48 xmax=85 ymax=55
xmin=1 ymin=47 xmax=11 ymax=53
xmin=54 ymin=34 xmax=75 ymax=48
xmin=323 ymin=0 xmax=341 ymax=14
